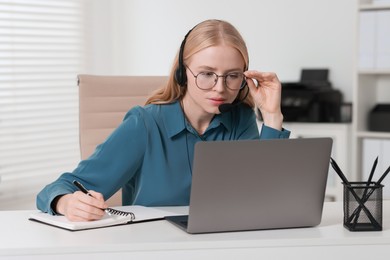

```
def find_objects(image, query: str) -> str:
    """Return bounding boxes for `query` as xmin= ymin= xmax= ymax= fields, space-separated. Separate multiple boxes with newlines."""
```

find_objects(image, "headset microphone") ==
xmin=218 ymin=85 xmax=250 ymax=113
xmin=218 ymin=103 xmax=236 ymax=113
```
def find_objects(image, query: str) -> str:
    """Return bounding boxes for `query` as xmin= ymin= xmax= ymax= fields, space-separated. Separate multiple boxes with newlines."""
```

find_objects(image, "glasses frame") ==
xmin=186 ymin=66 xmax=247 ymax=91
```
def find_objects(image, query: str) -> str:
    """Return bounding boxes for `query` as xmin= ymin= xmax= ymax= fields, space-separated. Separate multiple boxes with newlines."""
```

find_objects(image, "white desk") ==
xmin=1 ymin=201 xmax=390 ymax=260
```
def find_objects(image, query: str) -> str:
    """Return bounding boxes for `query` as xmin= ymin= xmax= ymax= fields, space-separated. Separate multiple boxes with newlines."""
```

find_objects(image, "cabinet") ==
xmin=353 ymin=1 xmax=390 ymax=184
xmin=362 ymin=138 xmax=390 ymax=198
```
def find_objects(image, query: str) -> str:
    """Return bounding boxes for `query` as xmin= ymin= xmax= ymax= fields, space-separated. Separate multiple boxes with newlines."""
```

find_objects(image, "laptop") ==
xmin=166 ymin=137 xmax=333 ymax=234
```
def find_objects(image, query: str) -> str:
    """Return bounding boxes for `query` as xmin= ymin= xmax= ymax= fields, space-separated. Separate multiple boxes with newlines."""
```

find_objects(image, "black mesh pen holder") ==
xmin=343 ymin=181 xmax=383 ymax=231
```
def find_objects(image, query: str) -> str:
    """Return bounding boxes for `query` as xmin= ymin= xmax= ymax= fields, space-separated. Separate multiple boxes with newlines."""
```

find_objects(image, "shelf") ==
xmin=354 ymin=1 xmax=390 ymax=186
xmin=356 ymin=131 xmax=390 ymax=138
xmin=360 ymin=3 xmax=390 ymax=10
xmin=358 ymin=69 xmax=390 ymax=75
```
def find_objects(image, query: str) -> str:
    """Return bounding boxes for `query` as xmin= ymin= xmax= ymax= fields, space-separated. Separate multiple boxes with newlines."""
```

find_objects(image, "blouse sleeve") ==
xmin=36 ymin=107 xmax=148 ymax=214
xmin=259 ymin=124 xmax=291 ymax=139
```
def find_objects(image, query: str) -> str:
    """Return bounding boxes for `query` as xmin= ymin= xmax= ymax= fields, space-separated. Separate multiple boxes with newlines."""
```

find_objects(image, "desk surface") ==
xmin=1 ymin=201 xmax=390 ymax=260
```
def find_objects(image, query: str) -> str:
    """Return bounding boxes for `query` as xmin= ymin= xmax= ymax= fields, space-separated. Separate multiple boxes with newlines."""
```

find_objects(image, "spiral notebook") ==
xmin=29 ymin=205 xmax=179 ymax=231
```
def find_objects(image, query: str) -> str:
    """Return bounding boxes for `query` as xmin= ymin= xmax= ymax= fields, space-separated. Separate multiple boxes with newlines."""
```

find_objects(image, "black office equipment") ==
xmin=300 ymin=69 xmax=331 ymax=89
xmin=273 ymin=69 xmax=343 ymax=123
xmin=369 ymin=104 xmax=390 ymax=132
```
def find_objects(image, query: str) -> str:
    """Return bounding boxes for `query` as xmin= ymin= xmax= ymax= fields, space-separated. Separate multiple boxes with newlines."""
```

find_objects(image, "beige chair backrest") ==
xmin=78 ymin=74 xmax=168 ymax=205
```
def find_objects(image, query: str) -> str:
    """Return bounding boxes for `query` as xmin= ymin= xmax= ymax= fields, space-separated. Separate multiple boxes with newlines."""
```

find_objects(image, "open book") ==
xmin=29 ymin=205 xmax=183 ymax=231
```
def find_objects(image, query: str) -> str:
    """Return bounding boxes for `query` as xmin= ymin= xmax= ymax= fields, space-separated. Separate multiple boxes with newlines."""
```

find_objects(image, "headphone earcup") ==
xmin=175 ymin=65 xmax=187 ymax=87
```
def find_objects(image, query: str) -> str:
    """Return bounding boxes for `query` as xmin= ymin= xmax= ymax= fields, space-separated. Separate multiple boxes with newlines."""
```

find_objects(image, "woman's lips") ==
xmin=209 ymin=98 xmax=226 ymax=106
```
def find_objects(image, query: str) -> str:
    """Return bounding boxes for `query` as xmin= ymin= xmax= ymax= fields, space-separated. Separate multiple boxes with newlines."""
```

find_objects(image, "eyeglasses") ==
xmin=186 ymin=66 xmax=246 ymax=91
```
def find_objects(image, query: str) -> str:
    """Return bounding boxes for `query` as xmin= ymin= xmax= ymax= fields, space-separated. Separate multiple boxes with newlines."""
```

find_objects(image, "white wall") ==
xmin=0 ymin=0 xmax=357 ymax=211
xmin=84 ymin=0 xmax=357 ymax=102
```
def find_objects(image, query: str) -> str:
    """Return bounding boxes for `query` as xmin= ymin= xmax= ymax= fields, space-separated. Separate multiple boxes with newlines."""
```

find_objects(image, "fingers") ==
xmin=62 ymin=191 xmax=108 ymax=221
xmin=76 ymin=191 xmax=107 ymax=218
xmin=245 ymin=74 xmax=259 ymax=96
xmin=244 ymin=70 xmax=282 ymax=104
xmin=244 ymin=70 xmax=280 ymax=84
xmin=86 ymin=190 xmax=107 ymax=207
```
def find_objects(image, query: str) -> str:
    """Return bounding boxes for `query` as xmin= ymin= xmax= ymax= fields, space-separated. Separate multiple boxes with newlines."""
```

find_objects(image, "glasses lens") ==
xmin=225 ymin=73 xmax=244 ymax=90
xmin=195 ymin=71 xmax=245 ymax=90
xmin=196 ymin=72 xmax=217 ymax=90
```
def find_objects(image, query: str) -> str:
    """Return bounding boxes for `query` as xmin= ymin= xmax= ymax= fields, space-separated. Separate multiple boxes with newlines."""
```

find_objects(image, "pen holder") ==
xmin=343 ymin=181 xmax=383 ymax=231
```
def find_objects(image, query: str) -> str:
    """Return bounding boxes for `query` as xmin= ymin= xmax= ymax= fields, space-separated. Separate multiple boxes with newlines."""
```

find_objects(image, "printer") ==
xmin=279 ymin=69 xmax=343 ymax=123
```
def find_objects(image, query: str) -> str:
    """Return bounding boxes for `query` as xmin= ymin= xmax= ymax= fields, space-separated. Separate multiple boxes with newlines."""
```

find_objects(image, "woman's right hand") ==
xmin=55 ymin=191 xmax=108 ymax=221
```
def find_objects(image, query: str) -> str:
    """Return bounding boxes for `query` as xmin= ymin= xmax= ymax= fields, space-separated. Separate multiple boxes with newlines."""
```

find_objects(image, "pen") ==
xmin=377 ymin=164 xmax=390 ymax=184
xmin=348 ymin=163 xmax=390 ymax=223
xmin=73 ymin=180 xmax=91 ymax=195
xmin=330 ymin=158 xmax=381 ymax=228
xmin=72 ymin=180 xmax=135 ymax=219
xmin=330 ymin=157 xmax=350 ymax=184
xmin=72 ymin=180 xmax=111 ymax=216
xmin=366 ymin=156 xmax=378 ymax=185
xmin=352 ymin=156 xmax=379 ymax=225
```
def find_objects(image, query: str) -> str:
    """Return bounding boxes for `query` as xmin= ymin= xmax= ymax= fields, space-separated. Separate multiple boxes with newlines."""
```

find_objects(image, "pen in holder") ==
xmin=330 ymin=157 xmax=389 ymax=232
xmin=343 ymin=181 xmax=383 ymax=231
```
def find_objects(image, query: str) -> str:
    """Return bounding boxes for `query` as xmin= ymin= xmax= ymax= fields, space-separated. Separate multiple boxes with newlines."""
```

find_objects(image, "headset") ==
xmin=175 ymin=28 xmax=193 ymax=87
xmin=175 ymin=21 xmax=249 ymax=112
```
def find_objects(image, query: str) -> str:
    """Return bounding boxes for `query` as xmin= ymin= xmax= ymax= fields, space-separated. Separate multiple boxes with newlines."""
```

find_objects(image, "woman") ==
xmin=36 ymin=19 xmax=290 ymax=221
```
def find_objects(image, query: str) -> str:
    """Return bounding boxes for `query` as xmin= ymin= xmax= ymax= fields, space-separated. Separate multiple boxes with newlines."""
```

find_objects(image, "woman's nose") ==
xmin=213 ymin=76 xmax=226 ymax=92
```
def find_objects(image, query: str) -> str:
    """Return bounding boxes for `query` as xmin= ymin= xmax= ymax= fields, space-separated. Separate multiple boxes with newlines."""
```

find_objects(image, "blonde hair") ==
xmin=146 ymin=19 xmax=254 ymax=108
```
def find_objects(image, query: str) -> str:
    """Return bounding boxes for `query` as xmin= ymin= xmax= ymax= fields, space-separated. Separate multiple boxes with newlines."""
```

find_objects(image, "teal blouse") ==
xmin=37 ymin=101 xmax=290 ymax=214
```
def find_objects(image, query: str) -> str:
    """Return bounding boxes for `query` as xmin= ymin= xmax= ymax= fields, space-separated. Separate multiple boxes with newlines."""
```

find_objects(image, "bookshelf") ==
xmin=353 ymin=1 xmax=390 ymax=193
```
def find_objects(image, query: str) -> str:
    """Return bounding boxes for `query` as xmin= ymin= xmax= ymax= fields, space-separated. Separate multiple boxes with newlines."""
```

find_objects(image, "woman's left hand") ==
xmin=244 ymin=70 xmax=284 ymax=130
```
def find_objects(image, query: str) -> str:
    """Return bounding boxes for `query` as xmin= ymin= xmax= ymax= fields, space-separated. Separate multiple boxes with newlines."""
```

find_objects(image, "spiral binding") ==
xmin=105 ymin=208 xmax=135 ymax=221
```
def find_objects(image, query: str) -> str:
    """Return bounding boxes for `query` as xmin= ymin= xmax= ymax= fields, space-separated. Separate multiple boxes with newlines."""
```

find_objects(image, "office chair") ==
xmin=78 ymin=74 xmax=168 ymax=206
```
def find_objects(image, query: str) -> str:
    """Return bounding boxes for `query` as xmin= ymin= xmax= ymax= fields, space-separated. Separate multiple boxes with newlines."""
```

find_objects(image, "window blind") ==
xmin=0 ymin=0 xmax=84 ymax=209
